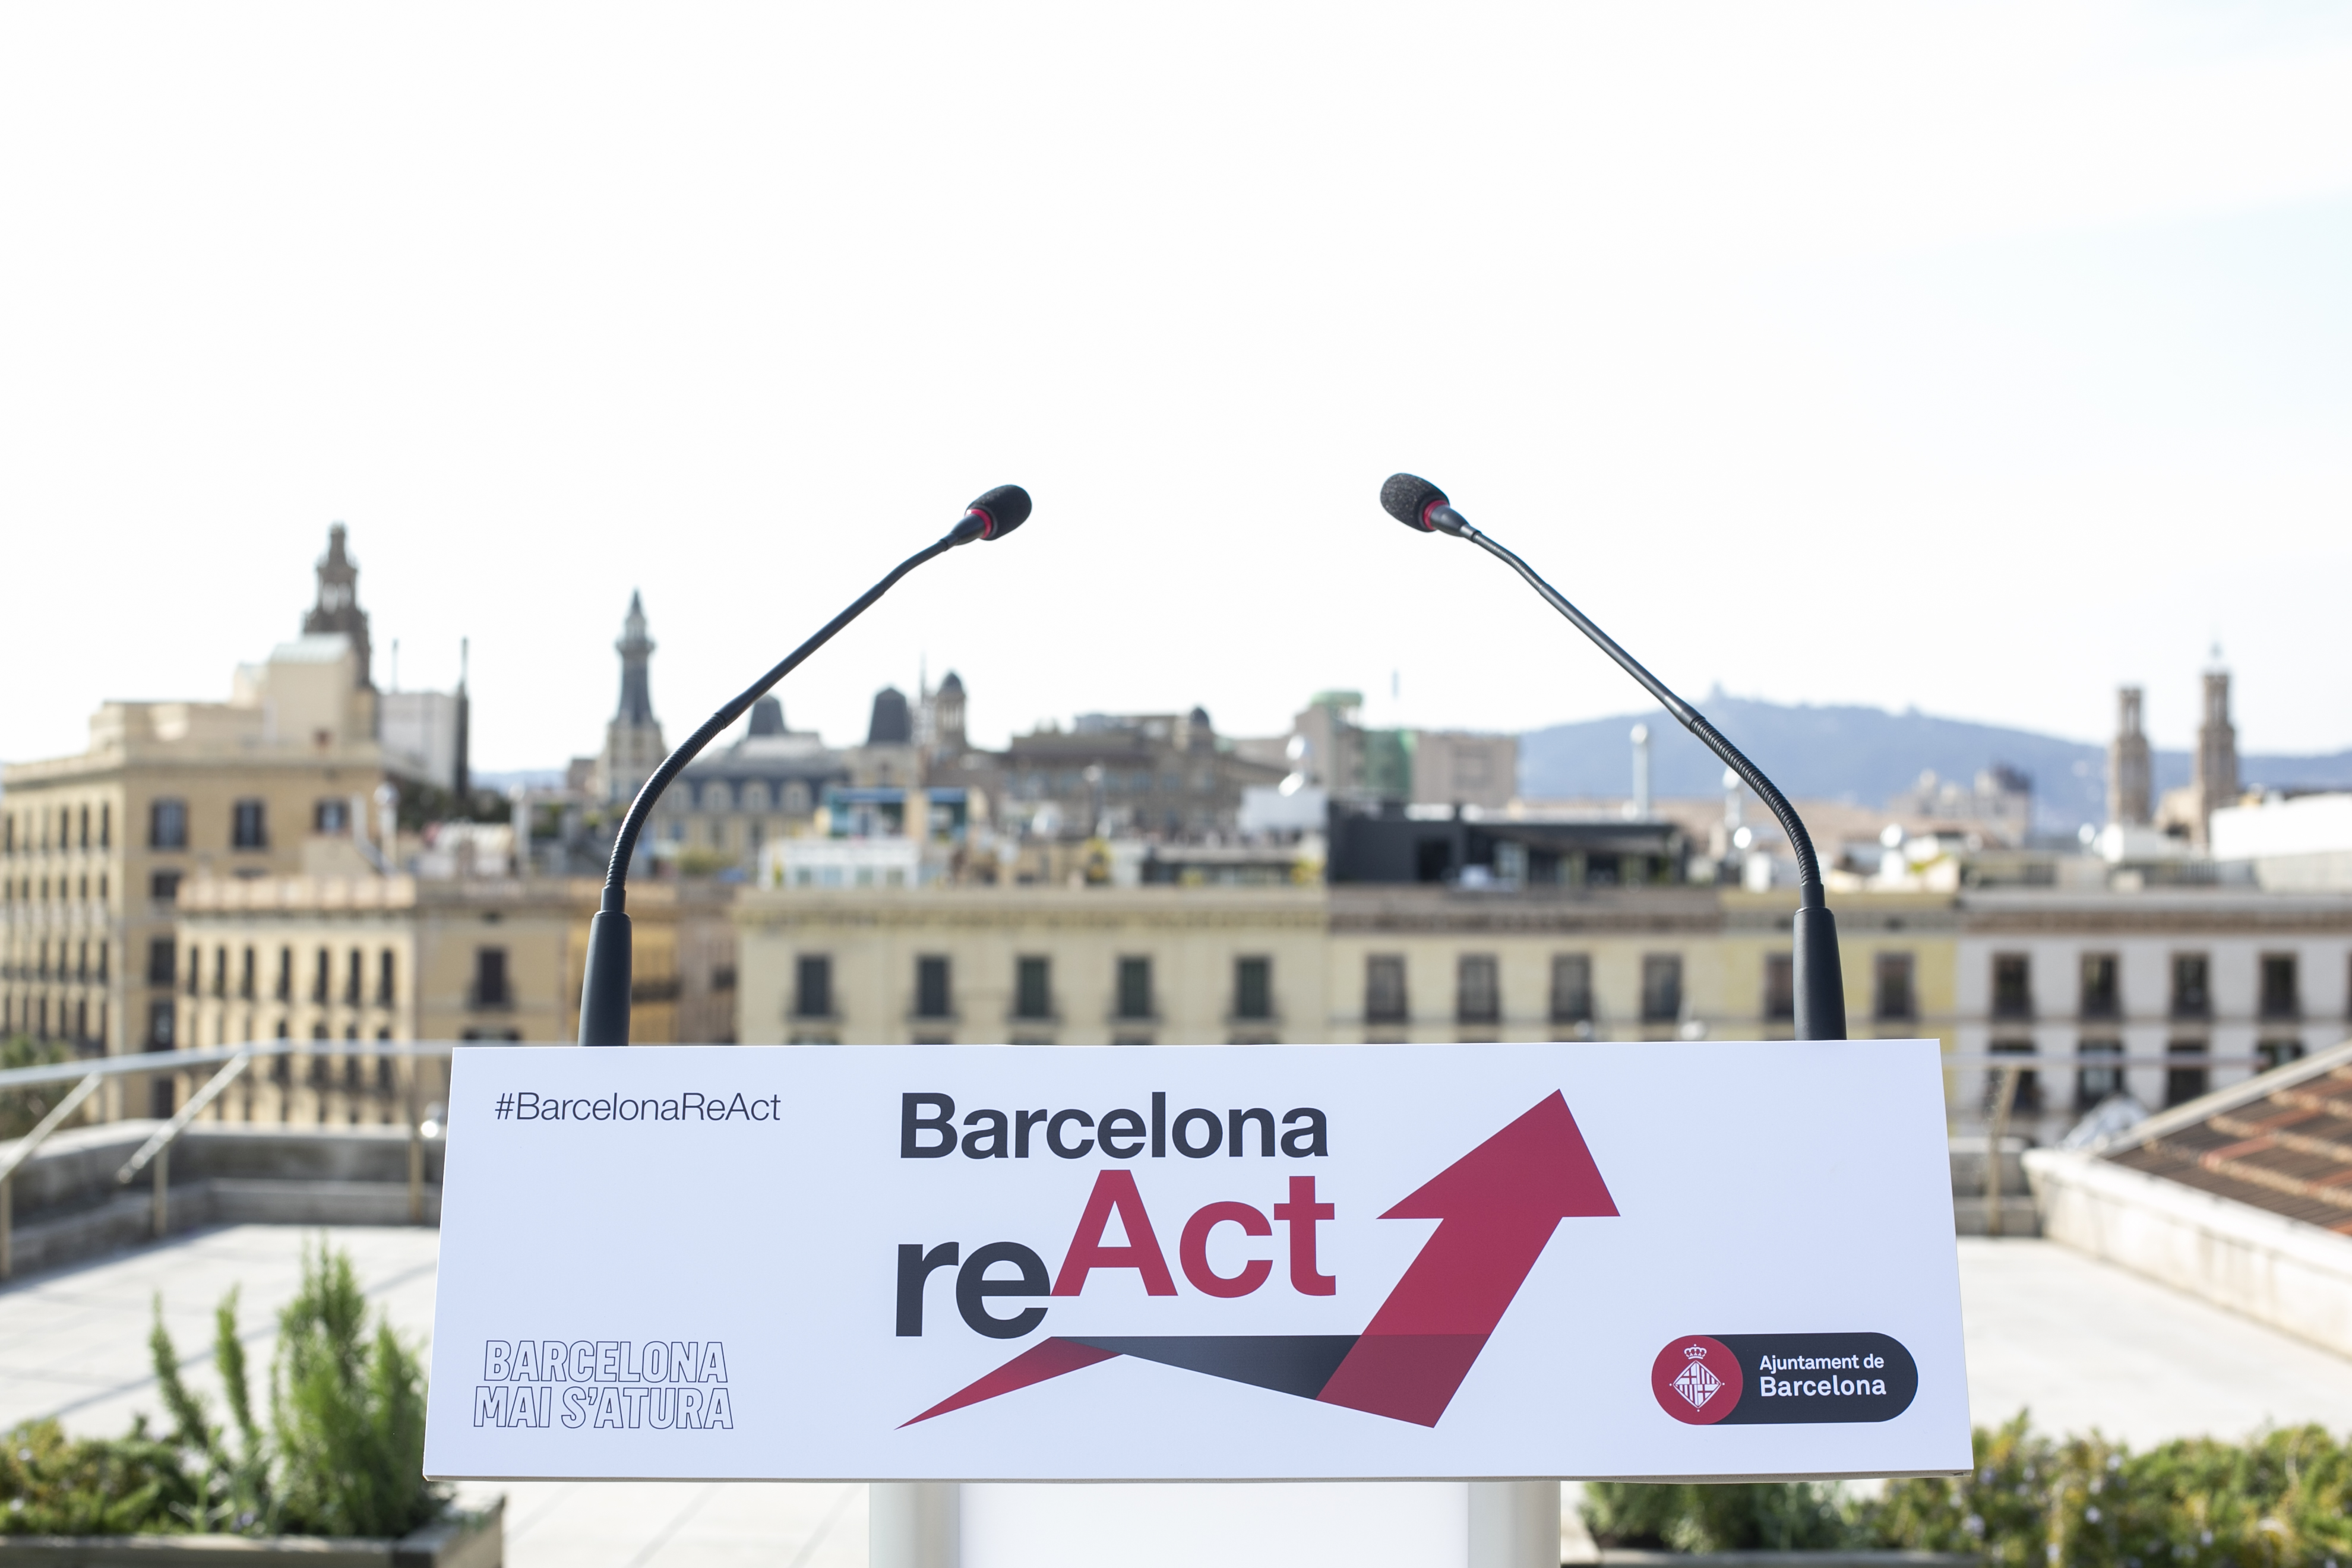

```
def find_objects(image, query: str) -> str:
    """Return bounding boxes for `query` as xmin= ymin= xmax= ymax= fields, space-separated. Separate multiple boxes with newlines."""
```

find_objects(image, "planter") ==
xmin=1591 ymin=1554 xmax=1973 ymax=1566
xmin=0 ymin=1496 xmax=499 ymax=1568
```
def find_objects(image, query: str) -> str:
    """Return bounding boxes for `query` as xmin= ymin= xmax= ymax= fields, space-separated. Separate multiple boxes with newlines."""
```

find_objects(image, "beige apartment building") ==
xmin=1 ymin=634 xmax=387 ymax=1100
xmin=171 ymin=874 xmax=739 ymax=1122
xmin=732 ymin=884 xmax=1961 ymax=1050
xmin=736 ymin=886 xmax=1329 ymax=1046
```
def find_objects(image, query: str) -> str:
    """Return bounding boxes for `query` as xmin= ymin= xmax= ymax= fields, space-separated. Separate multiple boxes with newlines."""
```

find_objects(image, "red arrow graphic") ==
xmin=1316 ymin=1089 xmax=1618 ymax=1424
xmin=905 ymin=1090 xmax=1617 ymax=1429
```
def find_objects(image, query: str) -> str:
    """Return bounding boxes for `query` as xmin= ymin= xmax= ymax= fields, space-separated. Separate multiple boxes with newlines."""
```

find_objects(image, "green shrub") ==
xmin=1871 ymin=1417 xmax=2352 ymax=1567
xmin=1584 ymin=1479 xmax=1858 ymax=1553
xmin=0 ymin=1239 xmax=447 ymax=1539
xmin=1586 ymin=1414 xmax=2352 ymax=1563
xmin=0 ymin=1035 xmax=77 ymax=1140
xmin=0 ymin=1418 xmax=191 ymax=1535
xmin=148 ymin=1285 xmax=274 ymax=1532
xmin=267 ymin=1240 xmax=442 ymax=1538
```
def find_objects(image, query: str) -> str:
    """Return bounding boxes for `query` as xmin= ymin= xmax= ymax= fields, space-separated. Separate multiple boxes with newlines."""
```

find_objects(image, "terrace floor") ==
xmin=5 ymin=1227 xmax=2352 ymax=1566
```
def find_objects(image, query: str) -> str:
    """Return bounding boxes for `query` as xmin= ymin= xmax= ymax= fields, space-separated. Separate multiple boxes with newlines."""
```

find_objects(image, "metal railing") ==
xmin=0 ymin=1040 xmax=463 ymax=1280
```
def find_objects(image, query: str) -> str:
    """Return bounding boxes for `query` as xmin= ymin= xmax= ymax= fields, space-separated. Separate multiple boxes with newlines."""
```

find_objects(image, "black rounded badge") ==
xmin=1652 ymin=1332 xmax=1917 ymax=1425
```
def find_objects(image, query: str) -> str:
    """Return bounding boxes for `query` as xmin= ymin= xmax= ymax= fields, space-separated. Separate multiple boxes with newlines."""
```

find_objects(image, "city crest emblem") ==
xmin=1651 ymin=1334 xmax=1744 ymax=1425
xmin=1673 ymin=1343 xmax=1722 ymax=1410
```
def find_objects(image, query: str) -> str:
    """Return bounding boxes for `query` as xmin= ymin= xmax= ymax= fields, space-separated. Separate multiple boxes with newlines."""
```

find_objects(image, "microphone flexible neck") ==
xmin=1455 ymin=523 xmax=1826 ymax=908
xmin=598 ymin=531 xmax=963 ymax=912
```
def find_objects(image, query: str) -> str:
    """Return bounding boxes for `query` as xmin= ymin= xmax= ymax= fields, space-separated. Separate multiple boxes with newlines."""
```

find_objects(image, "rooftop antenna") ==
xmin=1631 ymin=723 xmax=1651 ymax=820
xmin=453 ymin=637 xmax=472 ymax=808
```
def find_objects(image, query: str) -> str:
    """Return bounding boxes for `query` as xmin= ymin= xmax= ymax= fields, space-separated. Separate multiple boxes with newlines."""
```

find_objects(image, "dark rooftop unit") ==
xmin=1327 ymin=803 xmax=1686 ymax=888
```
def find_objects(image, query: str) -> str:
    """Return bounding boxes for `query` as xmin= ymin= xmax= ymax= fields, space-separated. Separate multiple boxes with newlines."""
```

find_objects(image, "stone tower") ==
xmin=930 ymin=671 xmax=966 ymax=753
xmin=302 ymin=523 xmax=374 ymax=688
xmin=868 ymin=686 xmax=912 ymax=745
xmin=596 ymin=592 xmax=667 ymax=805
xmin=2107 ymin=687 xmax=2151 ymax=826
xmin=2192 ymin=654 xmax=2239 ymax=848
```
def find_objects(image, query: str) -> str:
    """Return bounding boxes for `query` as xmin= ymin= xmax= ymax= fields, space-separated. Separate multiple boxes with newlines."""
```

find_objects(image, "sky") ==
xmin=2 ymin=4 xmax=2348 ymax=773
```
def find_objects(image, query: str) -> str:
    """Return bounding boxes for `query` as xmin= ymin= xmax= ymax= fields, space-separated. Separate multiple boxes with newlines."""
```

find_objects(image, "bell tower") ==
xmin=595 ymin=592 xmax=667 ymax=805
xmin=2107 ymin=687 xmax=2151 ymax=826
xmin=302 ymin=523 xmax=374 ymax=688
xmin=2192 ymin=650 xmax=2239 ymax=848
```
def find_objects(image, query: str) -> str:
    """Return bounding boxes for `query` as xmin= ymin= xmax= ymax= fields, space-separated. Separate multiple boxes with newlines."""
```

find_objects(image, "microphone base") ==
xmin=1792 ymin=904 xmax=1848 ymax=1042
xmin=577 ymin=911 xmax=634 ymax=1047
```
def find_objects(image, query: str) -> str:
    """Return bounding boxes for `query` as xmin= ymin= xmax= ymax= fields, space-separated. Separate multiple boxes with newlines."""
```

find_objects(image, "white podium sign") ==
xmin=422 ymin=1040 xmax=1968 ymax=1482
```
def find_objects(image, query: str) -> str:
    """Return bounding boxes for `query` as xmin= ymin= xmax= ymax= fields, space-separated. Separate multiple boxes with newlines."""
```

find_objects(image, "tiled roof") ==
xmin=2107 ymin=1043 xmax=2352 ymax=1232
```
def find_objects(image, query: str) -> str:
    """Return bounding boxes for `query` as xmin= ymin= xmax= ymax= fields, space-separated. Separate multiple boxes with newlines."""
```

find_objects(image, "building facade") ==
xmin=734 ymin=885 xmax=1959 ymax=1053
xmin=653 ymin=697 xmax=849 ymax=872
xmin=2 ymin=533 xmax=393 ymax=1093
xmin=736 ymin=886 xmax=1328 ymax=1047
xmin=173 ymin=871 xmax=739 ymax=1119
xmin=998 ymin=709 xmax=1284 ymax=840
xmin=1953 ymin=890 xmax=2352 ymax=1141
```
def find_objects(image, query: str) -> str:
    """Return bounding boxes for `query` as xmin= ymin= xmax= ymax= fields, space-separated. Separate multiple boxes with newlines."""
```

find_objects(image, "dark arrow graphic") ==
xmin=905 ymin=1090 xmax=1617 ymax=1428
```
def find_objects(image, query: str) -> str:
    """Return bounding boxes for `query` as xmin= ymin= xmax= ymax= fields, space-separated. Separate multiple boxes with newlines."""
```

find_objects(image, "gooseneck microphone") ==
xmin=1379 ymin=473 xmax=1847 ymax=1041
xmin=576 ymin=485 xmax=1033 ymax=1046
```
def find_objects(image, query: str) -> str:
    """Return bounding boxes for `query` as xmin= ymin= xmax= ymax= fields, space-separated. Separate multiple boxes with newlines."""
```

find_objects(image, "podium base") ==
xmin=873 ymin=1481 xmax=1560 ymax=1568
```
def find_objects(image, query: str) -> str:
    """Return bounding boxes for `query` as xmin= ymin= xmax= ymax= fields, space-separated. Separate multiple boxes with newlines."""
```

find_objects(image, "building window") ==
xmin=276 ymin=947 xmax=293 ymax=1002
xmin=315 ymin=798 xmax=349 ymax=833
xmin=2257 ymin=1039 xmax=2306 ymax=1073
xmin=1991 ymin=954 xmax=2032 ymax=1019
xmin=1762 ymin=953 xmax=1794 ymax=1023
xmin=378 ymin=949 xmax=397 ymax=1006
xmin=150 ymin=798 xmax=188 ymax=849
xmin=312 ymin=948 xmax=331 ymax=1004
xmin=1115 ymin=957 xmax=1152 ymax=1021
xmin=148 ymin=999 xmax=175 ymax=1049
xmin=1457 ymin=954 xmax=1500 ymax=1025
xmin=1989 ymin=1039 xmax=2040 ymax=1117
xmin=239 ymin=946 xmax=256 ymax=1001
xmin=185 ymin=946 xmax=201 ymax=997
xmin=2076 ymin=1039 xmax=2123 ymax=1111
xmin=150 ymin=870 xmax=182 ymax=903
xmin=2078 ymin=953 xmax=2120 ymax=1019
xmin=2165 ymin=1039 xmax=2209 ymax=1108
xmin=147 ymin=938 xmax=176 ymax=987
xmin=345 ymin=948 xmax=364 ymax=1005
xmin=1551 ymin=954 xmax=1594 ymax=1026
xmin=2259 ymin=954 xmax=2300 ymax=1020
xmin=1365 ymin=956 xmax=1408 ymax=1023
xmin=1640 ymin=955 xmax=1683 ymax=1024
xmin=1235 ymin=957 xmax=1273 ymax=1022
xmin=472 ymin=948 xmax=512 ymax=1010
xmin=794 ymin=955 xmax=833 ymax=1019
xmin=916 ymin=956 xmax=953 ymax=1019
xmin=99 ymin=803 xmax=110 ymax=849
xmin=1874 ymin=953 xmax=1917 ymax=1022
xmin=1014 ymin=956 xmax=1053 ymax=1020
xmin=232 ymin=800 xmax=267 ymax=850
xmin=2170 ymin=954 xmax=2209 ymax=1019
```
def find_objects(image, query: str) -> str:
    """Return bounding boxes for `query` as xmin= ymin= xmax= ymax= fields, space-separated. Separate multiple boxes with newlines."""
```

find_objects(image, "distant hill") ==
xmin=1518 ymin=697 xmax=2352 ymax=832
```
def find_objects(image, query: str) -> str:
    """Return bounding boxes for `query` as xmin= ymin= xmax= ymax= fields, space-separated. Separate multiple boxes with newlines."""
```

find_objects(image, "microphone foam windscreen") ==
xmin=1380 ymin=473 xmax=1449 ymax=531
xmin=969 ymin=485 xmax=1032 ymax=539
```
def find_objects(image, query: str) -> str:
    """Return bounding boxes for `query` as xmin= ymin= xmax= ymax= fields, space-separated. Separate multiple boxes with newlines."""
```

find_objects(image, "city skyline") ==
xmin=3 ymin=8 xmax=2349 ymax=771
xmin=5 ymin=523 xmax=2347 ymax=798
